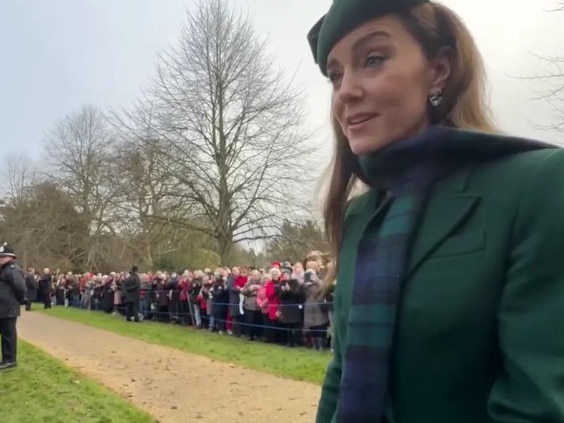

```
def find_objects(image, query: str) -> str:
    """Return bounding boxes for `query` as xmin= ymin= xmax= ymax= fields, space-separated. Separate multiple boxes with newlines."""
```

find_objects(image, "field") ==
xmin=0 ymin=341 xmax=156 ymax=423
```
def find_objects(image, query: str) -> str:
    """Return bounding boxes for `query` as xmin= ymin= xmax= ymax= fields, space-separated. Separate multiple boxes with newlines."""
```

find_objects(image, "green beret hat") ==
xmin=307 ymin=0 xmax=430 ymax=75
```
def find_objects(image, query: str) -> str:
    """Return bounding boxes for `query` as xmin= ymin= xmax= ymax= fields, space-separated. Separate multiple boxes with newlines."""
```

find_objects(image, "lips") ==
xmin=346 ymin=113 xmax=377 ymax=129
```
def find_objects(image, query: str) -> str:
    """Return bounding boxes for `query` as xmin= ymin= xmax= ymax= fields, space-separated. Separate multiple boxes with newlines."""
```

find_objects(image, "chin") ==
xmin=348 ymin=137 xmax=389 ymax=155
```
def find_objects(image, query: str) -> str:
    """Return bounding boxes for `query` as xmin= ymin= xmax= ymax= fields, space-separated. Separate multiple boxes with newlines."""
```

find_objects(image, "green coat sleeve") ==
xmin=315 ymin=192 xmax=375 ymax=423
xmin=315 ymin=313 xmax=342 ymax=423
xmin=488 ymin=149 xmax=564 ymax=420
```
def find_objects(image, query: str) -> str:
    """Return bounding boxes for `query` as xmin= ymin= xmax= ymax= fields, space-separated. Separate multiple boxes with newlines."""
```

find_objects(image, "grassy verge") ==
xmin=0 ymin=340 xmax=156 ymax=423
xmin=38 ymin=307 xmax=330 ymax=384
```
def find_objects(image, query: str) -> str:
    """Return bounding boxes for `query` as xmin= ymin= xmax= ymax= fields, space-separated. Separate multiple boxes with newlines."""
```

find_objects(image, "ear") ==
xmin=430 ymin=47 xmax=452 ymax=91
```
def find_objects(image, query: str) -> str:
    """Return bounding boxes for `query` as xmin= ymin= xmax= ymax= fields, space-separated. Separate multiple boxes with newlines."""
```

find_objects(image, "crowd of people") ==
xmin=25 ymin=252 xmax=335 ymax=351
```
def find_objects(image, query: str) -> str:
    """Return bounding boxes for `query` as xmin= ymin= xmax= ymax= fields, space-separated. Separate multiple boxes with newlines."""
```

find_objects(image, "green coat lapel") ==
xmin=341 ymin=168 xmax=481 ymax=285
xmin=407 ymin=167 xmax=480 ymax=277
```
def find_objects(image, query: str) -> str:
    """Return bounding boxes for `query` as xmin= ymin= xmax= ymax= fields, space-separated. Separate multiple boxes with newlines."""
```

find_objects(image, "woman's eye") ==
xmin=365 ymin=55 xmax=385 ymax=67
xmin=327 ymin=72 xmax=342 ymax=86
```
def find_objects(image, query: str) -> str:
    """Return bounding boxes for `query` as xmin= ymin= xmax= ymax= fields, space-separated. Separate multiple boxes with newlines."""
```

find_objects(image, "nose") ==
xmin=336 ymin=70 xmax=363 ymax=104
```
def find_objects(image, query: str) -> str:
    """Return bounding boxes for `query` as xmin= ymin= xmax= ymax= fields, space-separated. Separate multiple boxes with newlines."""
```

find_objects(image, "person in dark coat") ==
xmin=277 ymin=270 xmax=305 ymax=347
xmin=24 ymin=267 xmax=37 ymax=311
xmin=0 ymin=243 xmax=26 ymax=370
xmin=38 ymin=268 xmax=52 ymax=309
xmin=188 ymin=275 xmax=203 ymax=327
xmin=101 ymin=279 xmax=114 ymax=313
xmin=167 ymin=274 xmax=180 ymax=323
xmin=226 ymin=267 xmax=247 ymax=336
xmin=123 ymin=266 xmax=141 ymax=322
xmin=210 ymin=273 xmax=228 ymax=333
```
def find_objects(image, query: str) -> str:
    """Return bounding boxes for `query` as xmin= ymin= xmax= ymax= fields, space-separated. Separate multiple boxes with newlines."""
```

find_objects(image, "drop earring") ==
xmin=429 ymin=88 xmax=443 ymax=107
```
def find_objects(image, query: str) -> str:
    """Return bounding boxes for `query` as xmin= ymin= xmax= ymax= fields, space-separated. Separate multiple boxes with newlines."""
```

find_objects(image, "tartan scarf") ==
xmin=336 ymin=137 xmax=436 ymax=423
xmin=336 ymin=126 xmax=553 ymax=423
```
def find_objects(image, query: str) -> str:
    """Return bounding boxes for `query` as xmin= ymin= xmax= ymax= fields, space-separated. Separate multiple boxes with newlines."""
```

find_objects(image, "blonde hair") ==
xmin=250 ymin=269 xmax=262 ymax=281
xmin=323 ymin=3 xmax=496 ymax=284
xmin=306 ymin=260 xmax=319 ymax=271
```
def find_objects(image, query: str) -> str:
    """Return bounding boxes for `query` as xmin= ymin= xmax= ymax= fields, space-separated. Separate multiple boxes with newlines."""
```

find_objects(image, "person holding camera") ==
xmin=276 ymin=269 xmax=305 ymax=347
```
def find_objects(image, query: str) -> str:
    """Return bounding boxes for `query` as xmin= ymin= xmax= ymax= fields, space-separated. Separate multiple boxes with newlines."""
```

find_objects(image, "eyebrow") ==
xmin=326 ymin=30 xmax=391 ymax=71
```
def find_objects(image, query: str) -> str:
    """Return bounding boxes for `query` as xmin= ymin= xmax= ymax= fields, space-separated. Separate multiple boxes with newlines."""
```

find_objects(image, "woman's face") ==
xmin=250 ymin=271 xmax=261 ymax=282
xmin=327 ymin=15 xmax=449 ymax=155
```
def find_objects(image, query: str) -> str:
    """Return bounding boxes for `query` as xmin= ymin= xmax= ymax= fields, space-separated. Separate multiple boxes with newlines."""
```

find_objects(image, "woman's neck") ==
xmin=357 ymin=125 xmax=446 ymax=190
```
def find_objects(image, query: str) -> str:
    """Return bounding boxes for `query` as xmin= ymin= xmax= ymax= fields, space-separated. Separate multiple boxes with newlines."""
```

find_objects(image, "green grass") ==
xmin=0 ymin=341 xmax=156 ymax=423
xmin=39 ymin=307 xmax=331 ymax=384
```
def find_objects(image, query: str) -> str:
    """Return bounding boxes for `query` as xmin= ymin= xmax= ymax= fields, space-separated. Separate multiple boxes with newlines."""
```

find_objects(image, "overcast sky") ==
xmin=2 ymin=0 xmax=564 ymax=165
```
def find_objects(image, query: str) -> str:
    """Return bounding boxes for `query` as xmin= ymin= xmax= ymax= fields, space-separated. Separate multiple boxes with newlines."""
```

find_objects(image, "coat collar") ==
xmin=355 ymin=126 xmax=555 ymax=190
xmin=346 ymin=129 xmax=557 ymax=277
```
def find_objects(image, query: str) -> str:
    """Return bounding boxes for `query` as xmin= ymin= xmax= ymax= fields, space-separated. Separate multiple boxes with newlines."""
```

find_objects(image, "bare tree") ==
xmin=118 ymin=0 xmax=316 ymax=262
xmin=266 ymin=219 xmax=330 ymax=263
xmin=0 ymin=181 xmax=89 ymax=270
xmin=44 ymin=105 xmax=118 ymax=268
xmin=106 ymin=96 xmax=201 ymax=266
xmin=520 ymin=3 xmax=564 ymax=131
xmin=112 ymin=138 xmax=195 ymax=266
xmin=1 ymin=153 xmax=37 ymax=207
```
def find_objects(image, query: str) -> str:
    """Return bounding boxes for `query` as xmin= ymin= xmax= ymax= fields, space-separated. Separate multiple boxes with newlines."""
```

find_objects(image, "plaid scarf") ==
xmin=336 ymin=126 xmax=553 ymax=423
xmin=336 ymin=127 xmax=470 ymax=423
xmin=336 ymin=174 xmax=428 ymax=423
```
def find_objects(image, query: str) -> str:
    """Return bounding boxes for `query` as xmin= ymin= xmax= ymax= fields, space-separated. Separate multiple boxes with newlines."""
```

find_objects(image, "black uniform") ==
xmin=24 ymin=273 xmax=37 ymax=311
xmin=0 ymin=261 xmax=26 ymax=367
xmin=123 ymin=267 xmax=141 ymax=322
xmin=39 ymin=273 xmax=52 ymax=309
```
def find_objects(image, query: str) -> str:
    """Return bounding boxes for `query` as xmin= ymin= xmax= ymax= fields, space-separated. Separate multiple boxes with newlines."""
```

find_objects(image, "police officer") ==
xmin=0 ymin=242 xmax=25 ymax=371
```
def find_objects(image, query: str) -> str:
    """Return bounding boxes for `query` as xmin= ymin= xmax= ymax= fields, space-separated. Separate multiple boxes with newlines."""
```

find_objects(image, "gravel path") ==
xmin=18 ymin=312 xmax=321 ymax=423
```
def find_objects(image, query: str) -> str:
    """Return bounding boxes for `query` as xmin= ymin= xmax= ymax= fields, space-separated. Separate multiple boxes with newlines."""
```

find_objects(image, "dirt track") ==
xmin=18 ymin=312 xmax=321 ymax=423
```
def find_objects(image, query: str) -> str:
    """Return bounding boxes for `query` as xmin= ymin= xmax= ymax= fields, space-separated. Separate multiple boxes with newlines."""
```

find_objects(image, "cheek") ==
xmin=332 ymin=95 xmax=345 ymax=128
xmin=368 ymin=71 xmax=427 ymax=114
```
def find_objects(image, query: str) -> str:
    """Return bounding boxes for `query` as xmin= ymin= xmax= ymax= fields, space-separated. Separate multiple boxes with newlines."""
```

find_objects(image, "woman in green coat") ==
xmin=307 ymin=1 xmax=564 ymax=422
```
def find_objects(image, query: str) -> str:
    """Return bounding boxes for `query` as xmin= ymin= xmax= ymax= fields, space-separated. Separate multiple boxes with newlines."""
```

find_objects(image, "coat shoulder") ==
xmin=468 ymin=138 xmax=564 ymax=187
xmin=494 ymin=146 xmax=564 ymax=172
